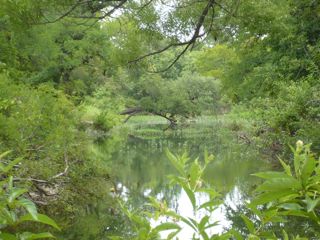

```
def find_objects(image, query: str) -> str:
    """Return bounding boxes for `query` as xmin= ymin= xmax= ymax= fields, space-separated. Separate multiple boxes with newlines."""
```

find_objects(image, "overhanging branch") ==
xmin=129 ymin=0 xmax=216 ymax=72
xmin=39 ymin=0 xmax=128 ymax=24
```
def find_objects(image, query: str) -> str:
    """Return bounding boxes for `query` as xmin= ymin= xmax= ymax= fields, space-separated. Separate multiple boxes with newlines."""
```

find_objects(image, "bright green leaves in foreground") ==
xmin=0 ymin=151 xmax=60 ymax=239
xmin=252 ymin=141 xmax=320 ymax=217
xmin=116 ymin=141 xmax=319 ymax=239
xmin=112 ymin=200 xmax=181 ymax=240
xmin=166 ymin=149 xmax=220 ymax=212
xmin=247 ymin=141 xmax=320 ymax=235
xmin=115 ymin=150 xmax=223 ymax=240
xmin=238 ymin=141 xmax=320 ymax=239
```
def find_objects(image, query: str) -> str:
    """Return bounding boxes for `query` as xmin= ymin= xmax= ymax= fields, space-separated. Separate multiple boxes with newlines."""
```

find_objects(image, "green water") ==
xmin=61 ymin=120 xmax=271 ymax=239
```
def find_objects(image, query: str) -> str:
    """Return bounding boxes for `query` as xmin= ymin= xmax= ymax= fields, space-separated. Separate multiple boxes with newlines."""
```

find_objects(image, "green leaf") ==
xmin=108 ymin=237 xmax=122 ymax=240
xmin=189 ymin=159 xmax=202 ymax=189
xmin=308 ymin=174 xmax=320 ymax=189
xmin=252 ymin=171 xmax=292 ymax=180
xmin=278 ymin=210 xmax=310 ymax=219
xmin=152 ymin=222 xmax=181 ymax=234
xmin=282 ymin=230 xmax=289 ymax=240
xmin=8 ymin=176 xmax=13 ymax=190
xmin=261 ymin=208 xmax=277 ymax=219
xmin=17 ymin=198 xmax=38 ymax=220
xmin=200 ymin=229 xmax=210 ymax=240
xmin=198 ymin=201 xmax=218 ymax=211
xmin=304 ymin=196 xmax=320 ymax=212
xmin=0 ymin=208 xmax=17 ymax=224
xmin=182 ymin=185 xmax=196 ymax=210
xmin=0 ymin=151 xmax=12 ymax=172
xmin=137 ymin=228 xmax=149 ymax=239
xmin=165 ymin=150 xmax=185 ymax=176
xmin=251 ymin=190 xmax=297 ymax=206
xmin=259 ymin=231 xmax=277 ymax=239
xmin=3 ymin=157 xmax=23 ymax=173
xmin=301 ymin=155 xmax=316 ymax=186
xmin=278 ymin=203 xmax=303 ymax=211
xmin=19 ymin=232 xmax=55 ymax=240
xmin=248 ymin=234 xmax=260 ymax=240
xmin=167 ymin=230 xmax=180 ymax=240
xmin=173 ymin=177 xmax=197 ymax=210
xmin=187 ymin=217 xmax=198 ymax=230
xmin=177 ymin=216 xmax=198 ymax=232
xmin=19 ymin=214 xmax=60 ymax=231
xmin=8 ymin=189 xmax=28 ymax=203
xmin=118 ymin=200 xmax=131 ymax=219
xmin=0 ymin=150 xmax=12 ymax=160
xmin=205 ymin=222 xmax=219 ymax=230
xmin=131 ymin=214 xmax=150 ymax=229
xmin=204 ymin=149 xmax=214 ymax=165
xmin=241 ymin=215 xmax=255 ymax=233
xmin=0 ymin=233 xmax=17 ymax=240
xmin=198 ymin=215 xmax=210 ymax=231
xmin=164 ymin=211 xmax=199 ymax=232
xmin=293 ymin=152 xmax=302 ymax=177
xmin=255 ymin=178 xmax=301 ymax=192
xmin=198 ymin=188 xmax=220 ymax=198
xmin=279 ymin=159 xmax=292 ymax=176
xmin=225 ymin=229 xmax=244 ymax=240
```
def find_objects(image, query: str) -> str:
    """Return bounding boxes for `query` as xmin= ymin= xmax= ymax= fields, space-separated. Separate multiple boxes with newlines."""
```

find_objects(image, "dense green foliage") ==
xmin=0 ymin=0 xmax=319 ymax=238
xmin=0 ymin=74 xmax=78 ymax=177
xmin=118 ymin=71 xmax=221 ymax=124
xmin=197 ymin=0 xmax=320 ymax=152
xmin=0 ymin=151 xmax=60 ymax=239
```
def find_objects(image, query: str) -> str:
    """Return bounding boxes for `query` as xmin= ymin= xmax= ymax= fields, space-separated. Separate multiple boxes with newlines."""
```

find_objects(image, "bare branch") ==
xmin=159 ymin=0 xmax=206 ymax=10
xmin=129 ymin=42 xmax=186 ymax=63
xmin=38 ymin=0 xmax=84 ymax=24
xmin=138 ymin=0 xmax=155 ymax=13
xmin=51 ymin=153 xmax=69 ymax=179
xmin=14 ymin=178 xmax=49 ymax=184
xmin=215 ymin=1 xmax=235 ymax=16
xmin=38 ymin=0 xmax=128 ymax=24
xmin=152 ymin=43 xmax=191 ymax=73
xmin=75 ymin=0 xmax=127 ymax=19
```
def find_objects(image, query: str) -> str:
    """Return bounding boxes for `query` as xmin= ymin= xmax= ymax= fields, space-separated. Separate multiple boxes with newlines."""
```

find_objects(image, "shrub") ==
xmin=0 ymin=151 xmax=60 ymax=239
xmin=0 ymin=74 xmax=82 ymax=180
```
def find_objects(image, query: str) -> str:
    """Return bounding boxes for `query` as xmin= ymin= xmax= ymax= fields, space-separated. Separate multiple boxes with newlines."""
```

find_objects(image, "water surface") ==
xmin=62 ymin=119 xmax=271 ymax=239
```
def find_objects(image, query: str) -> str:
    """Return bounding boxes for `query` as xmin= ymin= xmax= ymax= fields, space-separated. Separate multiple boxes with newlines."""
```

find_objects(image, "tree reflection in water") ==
xmin=61 ymin=122 xmax=270 ymax=239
